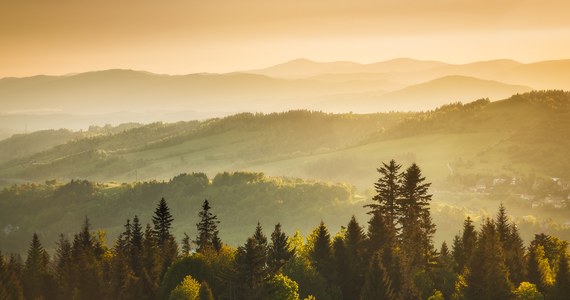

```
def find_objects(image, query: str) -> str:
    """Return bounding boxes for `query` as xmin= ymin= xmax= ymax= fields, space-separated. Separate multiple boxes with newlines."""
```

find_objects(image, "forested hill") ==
xmin=0 ymin=91 xmax=568 ymax=189
xmin=0 ymin=172 xmax=361 ymax=255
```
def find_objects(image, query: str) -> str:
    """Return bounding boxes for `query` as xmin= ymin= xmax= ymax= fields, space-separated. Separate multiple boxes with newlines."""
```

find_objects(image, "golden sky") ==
xmin=1 ymin=0 xmax=570 ymax=77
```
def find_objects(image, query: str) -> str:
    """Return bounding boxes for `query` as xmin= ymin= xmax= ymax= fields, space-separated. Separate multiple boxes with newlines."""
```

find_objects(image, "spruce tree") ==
xmin=451 ymin=234 xmax=464 ymax=273
xmin=344 ymin=216 xmax=366 ymax=300
xmin=23 ymin=233 xmax=50 ymax=300
xmin=181 ymin=232 xmax=191 ymax=256
xmin=152 ymin=197 xmax=174 ymax=246
xmin=399 ymin=163 xmax=434 ymax=268
xmin=54 ymin=234 xmax=74 ymax=299
xmin=268 ymin=223 xmax=294 ymax=274
xmin=333 ymin=234 xmax=350 ymax=298
xmin=360 ymin=251 xmax=395 ymax=300
xmin=142 ymin=223 xmax=161 ymax=299
xmin=236 ymin=223 xmax=270 ymax=298
xmin=195 ymin=199 xmax=221 ymax=252
xmin=310 ymin=221 xmax=333 ymax=278
xmin=460 ymin=217 xmax=477 ymax=272
xmin=496 ymin=203 xmax=510 ymax=246
xmin=366 ymin=211 xmax=394 ymax=258
xmin=71 ymin=217 xmax=105 ymax=300
xmin=366 ymin=159 xmax=402 ymax=225
xmin=130 ymin=215 xmax=144 ymax=276
xmin=464 ymin=219 xmax=513 ymax=300
xmin=506 ymin=223 xmax=527 ymax=286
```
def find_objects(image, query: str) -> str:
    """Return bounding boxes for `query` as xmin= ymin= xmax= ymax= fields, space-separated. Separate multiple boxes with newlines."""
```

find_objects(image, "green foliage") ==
xmin=465 ymin=219 xmax=513 ymax=300
xmin=195 ymin=199 xmax=221 ymax=253
xmin=513 ymin=282 xmax=544 ymax=300
xmin=170 ymin=275 xmax=200 ymax=300
xmin=268 ymin=223 xmax=294 ymax=274
xmin=360 ymin=251 xmax=395 ymax=300
xmin=159 ymin=255 xmax=211 ymax=300
xmin=267 ymin=274 xmax=300 ymax=300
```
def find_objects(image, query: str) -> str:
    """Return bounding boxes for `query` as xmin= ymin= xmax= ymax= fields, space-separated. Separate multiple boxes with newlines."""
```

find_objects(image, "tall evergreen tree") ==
xmin=464 ymin=219 xmax=513 ymax=300
xmin=344 ymin=216 xmax=367 ymax=300
xmin=459 ymin=217 xmax=477 ymax=272
xmin=71 ymin=217 xmax=105 ymax=300
xmin=310 ymin=221 xmax=333 ymax=278
xmin=54 ymin=234 xmax=74 ymax=299
xmin=505 ymin=224 xmax=527 ymax=286
xmin=0 ymin=252 xmax=23 ymax=300
xmin=366 ymin=211 xmax=394 ymax=258
xmin=152 ymin=197 xmax=174 ymax=246
xmin=268 ymin=223 xmax=294 ymax=274
xmin=496 ymin=203 xmax=510 ymax=246
xmin=433 ymin=242 xmax=457 ymax=299
xmin=181 ymin=232 xmax=192 ymax=256
xmin=398 ymin=163 xmax=434 ymax=268
xmin=451 ymin=234 xmax=464 ymax=273
xmin=195 ymin=199 xmax=221 ymax=252
xmin=236 ymin=222 xmax=270 ymax=298
xmin=332 ymin=234 xmax=350 ymax=299
xmin=366 ymin=160 xmax=402 ymax=225
xmin=152 ymin=199 xmax=178 ymax=280
xmin=141 ymin=223 xmax=161 ymax=299
xmin=130 ymin=215 xmax=144 ymax=276
xmin=360 ymin=251 xmax=395 ymax=300
xmin=23 ymin=233 xmax=51 ymax=300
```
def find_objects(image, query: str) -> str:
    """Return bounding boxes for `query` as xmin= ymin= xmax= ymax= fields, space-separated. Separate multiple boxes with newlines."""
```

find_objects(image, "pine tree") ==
xmin=459 ymin=217 xmax=477 ymax=272
xmin=71 ymin=217 xmax=105 ymax=300
xmin=366 ymin=159 xmax=402 ymax=225
xmin=54 ymin=234 xmax=74 ymax=299
xmin=506 ymin=224 xmax=527 ymax=286
xmin=360 ymin=251 xmax=395 ymax=300
xmin=366 ymin=211 xmax=394 ymax=258
xmin=142 ymin=223 xmax=161 ymax=299
xmin=399 ymin=163 xmax=434 ymax=268
xmin=268 ymin=223 xmax=294 ymax=274
xmin=0 ymin=252 xmax=24 ymax=300
xmin=23 ymin=233 xmax=51 ymax=300
xmin=433 ymin=242 xmax=457 ymax=299
xmin=130 ymin=215 xmax=144 ymax=276
xmin=195 ymin=199 xmax=221 ymax=252
xmin=310 ymin=221 xmax=333 ymax=278
xmin=496 ymin=203 xmax=510 ymax=246
xmin=344 ymin=216 xmax=366 ymax=300
xmin=464 ymin=219 xmax=513 ymax=300
xmin=236 ymin=223 xmax=270 ymax=298
xmin=152 ymin=197 xmax=174 ymax=246
xmin=332 ymin=234 xmax=350 ymax=298
xmin=181 ymin=232 xmax=192 ymax=256
xmin=451 ymin=234 xmax=464 ymax=273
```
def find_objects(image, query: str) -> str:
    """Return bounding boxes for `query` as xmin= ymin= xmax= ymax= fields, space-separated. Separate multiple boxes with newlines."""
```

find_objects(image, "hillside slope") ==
xmin=0 ymin=91 xmax=568 ymax=190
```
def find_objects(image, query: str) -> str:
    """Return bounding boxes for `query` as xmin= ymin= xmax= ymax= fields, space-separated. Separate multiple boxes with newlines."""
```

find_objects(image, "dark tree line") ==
xmin=1 ymin=160 xmax=570 ymax=299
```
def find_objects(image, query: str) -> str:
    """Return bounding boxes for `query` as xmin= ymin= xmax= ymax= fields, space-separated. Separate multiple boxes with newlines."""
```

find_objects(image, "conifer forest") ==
xmin=1 ymin=160 xmax=568 ymax=300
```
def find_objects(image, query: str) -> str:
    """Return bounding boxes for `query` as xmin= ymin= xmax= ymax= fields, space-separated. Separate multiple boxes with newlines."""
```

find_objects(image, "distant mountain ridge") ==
xmin=1 ymin=57 xmax=569 ymax=133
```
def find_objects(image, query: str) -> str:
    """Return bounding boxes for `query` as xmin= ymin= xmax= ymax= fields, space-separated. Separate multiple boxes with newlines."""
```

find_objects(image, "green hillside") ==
xmin=1 ymin=91 xmax=568 ymax=191
xmin=0 ymin=172 xmax=363 ymax=254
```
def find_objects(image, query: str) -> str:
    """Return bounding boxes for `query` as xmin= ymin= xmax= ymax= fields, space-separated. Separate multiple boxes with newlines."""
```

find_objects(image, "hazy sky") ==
xmin=1 ymin=0 xmax=570 ymax=77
